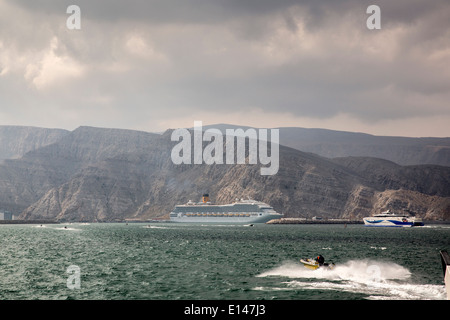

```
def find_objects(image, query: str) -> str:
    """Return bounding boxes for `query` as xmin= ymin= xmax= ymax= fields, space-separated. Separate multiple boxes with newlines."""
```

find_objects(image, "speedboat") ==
xmin=300 ymin=255 xmax=335 ymax=270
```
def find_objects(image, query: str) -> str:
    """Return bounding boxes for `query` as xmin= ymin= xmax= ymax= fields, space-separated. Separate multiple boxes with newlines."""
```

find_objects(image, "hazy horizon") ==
xmin=2 ymin=122 xmax=450 ymax=139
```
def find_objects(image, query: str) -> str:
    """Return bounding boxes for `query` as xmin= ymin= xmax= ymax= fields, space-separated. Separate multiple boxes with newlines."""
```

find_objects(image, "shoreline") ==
xmin=267 ymin=218 xmax=363 ymax=224
xmin=266 ymin=218 xmax=450 ymax=225
xmin=1 ymin=218 xmax=448 ymax=225
xmin=0 ymin=219 xmax=59 ymax=225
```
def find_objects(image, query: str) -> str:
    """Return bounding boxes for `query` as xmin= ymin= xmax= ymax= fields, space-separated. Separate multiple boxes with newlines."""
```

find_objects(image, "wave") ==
xmin=144 ymin=225 xmax=173 ymax=229
xmin=421 ymin=225 xmax=450 ymax=229
xmin=258 ymin=259 xmax=411 ymax=281
xmin=55 ymin=226 xmax=80 ymax=231
xmin=256 ymin=260 xmax=446 ymax=300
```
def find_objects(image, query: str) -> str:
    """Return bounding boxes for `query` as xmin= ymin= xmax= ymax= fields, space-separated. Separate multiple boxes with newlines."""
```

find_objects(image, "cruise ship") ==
xmin=170 ymin=194 xmax=283 ymax=223
xmin=363 ymin=210 xmax=424 ymax=227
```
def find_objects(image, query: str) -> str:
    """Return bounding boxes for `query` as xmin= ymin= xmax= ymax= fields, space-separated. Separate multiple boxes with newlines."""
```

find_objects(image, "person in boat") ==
xmin=315 ymin=255 xmax=325 ymax=266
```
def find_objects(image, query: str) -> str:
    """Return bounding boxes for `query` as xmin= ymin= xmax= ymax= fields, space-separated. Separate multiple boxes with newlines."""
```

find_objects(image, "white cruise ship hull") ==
xmin=170 ymin=213 xmax=282 ymax=224
xmin=170 ymin=198 xmax=282 ymax=224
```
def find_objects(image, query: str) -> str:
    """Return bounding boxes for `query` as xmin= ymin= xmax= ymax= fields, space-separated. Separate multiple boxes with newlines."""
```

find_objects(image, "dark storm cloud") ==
xmin=7 ymin=0 xmax=292 ymax=24
xmin=1 ymin=0 xmax=449 ymax=135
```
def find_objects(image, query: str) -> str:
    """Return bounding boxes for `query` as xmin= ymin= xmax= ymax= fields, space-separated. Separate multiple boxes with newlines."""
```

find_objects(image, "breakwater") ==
xmin=267 ymin=218 xmax=363 ymax=224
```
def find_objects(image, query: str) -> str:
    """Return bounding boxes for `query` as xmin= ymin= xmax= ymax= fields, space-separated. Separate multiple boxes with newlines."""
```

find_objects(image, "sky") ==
xmin=0 ymin=0 xmax=449 ymax=137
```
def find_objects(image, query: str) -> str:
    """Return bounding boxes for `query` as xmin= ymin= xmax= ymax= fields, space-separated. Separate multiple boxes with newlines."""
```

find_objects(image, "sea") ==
xmin=0 ymin=222 xmax=448 ymax=303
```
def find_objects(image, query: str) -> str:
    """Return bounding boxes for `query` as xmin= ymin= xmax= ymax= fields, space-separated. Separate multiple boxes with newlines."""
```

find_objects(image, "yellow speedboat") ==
xmin=300 ymin=258 xmax=321 ymax=270
xmin=300 ymin=255 xmax=335 ymax=270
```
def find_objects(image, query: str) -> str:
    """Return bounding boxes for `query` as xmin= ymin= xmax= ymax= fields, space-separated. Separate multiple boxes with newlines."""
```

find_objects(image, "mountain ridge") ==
xmin=0 ymin=125 xmax=448 ymax=222
xmin=200 ymin=123 xmax=450 ymax=167
xmin=0 ymin=126 xmax=69 ymax=162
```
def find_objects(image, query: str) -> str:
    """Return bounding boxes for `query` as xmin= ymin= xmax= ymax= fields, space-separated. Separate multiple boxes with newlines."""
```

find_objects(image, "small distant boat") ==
xmin=363 ymin=210 xmax=424 ymax=227
xmin=300 ymin=255 xmax=335 ymax=270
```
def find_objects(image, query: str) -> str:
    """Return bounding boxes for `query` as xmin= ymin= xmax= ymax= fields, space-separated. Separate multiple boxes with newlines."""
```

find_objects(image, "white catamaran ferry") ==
xmin=363 ymin=210 xmax=424 ymax=227
xmin=170 ymin=194 xmax=283 ymax=223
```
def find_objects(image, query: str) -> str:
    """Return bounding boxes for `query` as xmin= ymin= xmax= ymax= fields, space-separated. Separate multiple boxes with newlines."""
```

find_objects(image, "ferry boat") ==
xmin=363 ymin=210 xmax=423 ymax=227
xmin=169 ymin=194 xmax=283 ymax=223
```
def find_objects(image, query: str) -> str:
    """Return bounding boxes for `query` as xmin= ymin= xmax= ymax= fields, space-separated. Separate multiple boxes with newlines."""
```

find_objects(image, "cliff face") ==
xmin=202 ymin=124 xmax=450 ymax=167
xmin=331 ymin=157 xmax=450 ymax=198
xmin=0 ymin=125 xmax=447 ymax=222
xmin=0 ymin=126 xmax=69 ymax=162
xmin=278 ymin=127 xmax=450 ymax=167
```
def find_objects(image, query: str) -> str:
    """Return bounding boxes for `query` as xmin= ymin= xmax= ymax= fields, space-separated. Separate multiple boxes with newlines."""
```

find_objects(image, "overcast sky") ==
xmin=0 ymin=0 xmax=449 ymax=137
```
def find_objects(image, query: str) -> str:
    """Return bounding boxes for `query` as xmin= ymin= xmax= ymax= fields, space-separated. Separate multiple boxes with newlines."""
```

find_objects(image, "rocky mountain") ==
xmin=0 ymin=126 xmax=162 ymax=215
xmin=202 ymin=124 xmax=450 ymax=167
xmin=0 ymin=126 xmax=69 ymax=162
xmin=0 ymin=125 xmax=448 ymax=222
xmin=331 ymin=157 xmax=450 ymax=198
xmin=331 ymin=157 xmax=450 ymax=220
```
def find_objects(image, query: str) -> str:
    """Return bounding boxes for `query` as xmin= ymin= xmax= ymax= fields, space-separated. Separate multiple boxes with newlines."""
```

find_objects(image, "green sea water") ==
xmin=0 ymin=223 xmax=448 ymax=300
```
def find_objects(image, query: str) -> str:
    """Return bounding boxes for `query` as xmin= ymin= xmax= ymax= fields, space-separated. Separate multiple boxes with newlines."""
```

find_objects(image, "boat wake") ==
xmin=144 ymin=225 xmax=173 ymax=229
xmin=256 ymin=260 xmax=446 ymax=300
xmin=55 ymin=226 xmax=80 ymax=231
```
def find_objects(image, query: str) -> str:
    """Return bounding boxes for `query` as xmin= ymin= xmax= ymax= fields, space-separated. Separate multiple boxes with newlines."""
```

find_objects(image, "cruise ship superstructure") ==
xmin=170 ymin=194 xmax=283 ymax=223
xmin=363 ymin=210 xmax=424 ymax=227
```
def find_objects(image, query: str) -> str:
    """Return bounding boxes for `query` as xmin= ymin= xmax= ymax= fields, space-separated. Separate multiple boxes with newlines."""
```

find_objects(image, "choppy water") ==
xmin=0 ymin=223 xmax=448 ymax=300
